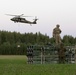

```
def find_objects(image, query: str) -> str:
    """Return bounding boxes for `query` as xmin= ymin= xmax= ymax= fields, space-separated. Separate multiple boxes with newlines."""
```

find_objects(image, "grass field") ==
xmin=0 ymin=55 xmax=76 ymax=75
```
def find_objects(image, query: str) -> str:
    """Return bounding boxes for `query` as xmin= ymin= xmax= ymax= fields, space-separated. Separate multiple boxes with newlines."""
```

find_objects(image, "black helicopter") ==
xmin=6 ymin=14 xmax=38 ymax=25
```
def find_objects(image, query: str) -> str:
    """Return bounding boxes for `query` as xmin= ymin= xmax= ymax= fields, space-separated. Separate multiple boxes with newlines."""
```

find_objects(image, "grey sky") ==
xmin=0 ymin=0 xmax=76 ymax=37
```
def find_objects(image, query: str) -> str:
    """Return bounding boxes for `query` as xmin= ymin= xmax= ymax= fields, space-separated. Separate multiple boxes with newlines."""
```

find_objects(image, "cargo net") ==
xmin=27 ymin=45 xmax=76 ymax=64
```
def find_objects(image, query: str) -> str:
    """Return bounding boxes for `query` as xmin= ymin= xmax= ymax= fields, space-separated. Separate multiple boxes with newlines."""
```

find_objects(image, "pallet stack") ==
xmin=65 ymin=46 xmax=76 ymax=63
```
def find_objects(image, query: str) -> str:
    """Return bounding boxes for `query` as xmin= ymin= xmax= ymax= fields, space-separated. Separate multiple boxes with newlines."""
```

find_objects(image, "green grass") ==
xmin=0 ymin=55 xmax=76 ymax=75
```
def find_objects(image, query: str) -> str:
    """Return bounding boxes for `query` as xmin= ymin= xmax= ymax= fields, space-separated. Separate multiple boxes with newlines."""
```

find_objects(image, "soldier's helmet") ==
xmin=56 ymin=24 xmax=60 ymax=27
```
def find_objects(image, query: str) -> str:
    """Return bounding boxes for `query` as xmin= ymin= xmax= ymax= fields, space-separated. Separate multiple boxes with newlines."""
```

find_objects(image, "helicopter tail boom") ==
xmin=33 ymin=17 xmax=38 ymax=24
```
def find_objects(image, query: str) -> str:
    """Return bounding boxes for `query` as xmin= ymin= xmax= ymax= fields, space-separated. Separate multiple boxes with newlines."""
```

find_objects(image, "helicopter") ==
xmin=6 ymin=14 xmax=38 ymax=25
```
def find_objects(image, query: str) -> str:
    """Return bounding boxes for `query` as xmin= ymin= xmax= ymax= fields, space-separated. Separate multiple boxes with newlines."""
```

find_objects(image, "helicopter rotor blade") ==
xmin=5 ymin=14 xmax=18 ymax=16
xmin=22 ymin=16 xmax=33 ymax=17
xmin=6 ymin=14 xmax=32 ymax=17
xmin=5 ymin=14 xmax=24 ymax=16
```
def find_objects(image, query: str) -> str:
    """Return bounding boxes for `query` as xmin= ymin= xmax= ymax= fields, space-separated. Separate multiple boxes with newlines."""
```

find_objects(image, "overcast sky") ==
xmin=0 ymin=0 xmax=76 ymax=38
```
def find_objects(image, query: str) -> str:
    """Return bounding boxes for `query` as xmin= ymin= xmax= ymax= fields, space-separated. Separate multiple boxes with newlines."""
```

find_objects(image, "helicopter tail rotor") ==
xmin=32 ymin=16 xmax=38 ymax=24
xmin=33 ymin=16 xmax=38 ymax=21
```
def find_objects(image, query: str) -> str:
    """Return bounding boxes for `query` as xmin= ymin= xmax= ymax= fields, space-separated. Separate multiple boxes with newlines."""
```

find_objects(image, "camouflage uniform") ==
xmin=53 ymin=24 xmax=62 ymax=45
xmin=58 ymin=43 xmax=66 ymax=63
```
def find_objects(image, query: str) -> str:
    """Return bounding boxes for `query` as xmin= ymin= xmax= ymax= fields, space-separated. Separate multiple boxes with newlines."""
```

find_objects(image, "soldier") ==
xmin=53 ymin=24 xmax=62 ymax=45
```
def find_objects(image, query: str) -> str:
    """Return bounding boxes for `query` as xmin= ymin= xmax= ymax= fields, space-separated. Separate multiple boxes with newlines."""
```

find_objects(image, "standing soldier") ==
xmin=53 ymin=24 xmax=62 ymax=45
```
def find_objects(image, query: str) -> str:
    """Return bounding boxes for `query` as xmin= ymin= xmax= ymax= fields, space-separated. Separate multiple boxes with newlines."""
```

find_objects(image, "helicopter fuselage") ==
xmin=11 ymin=17 xmax=37 ymax=24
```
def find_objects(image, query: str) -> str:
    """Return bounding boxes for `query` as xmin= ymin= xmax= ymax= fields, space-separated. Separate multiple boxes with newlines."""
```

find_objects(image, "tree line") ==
xmin=0 ymin=30 xmax=76 ymax=55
